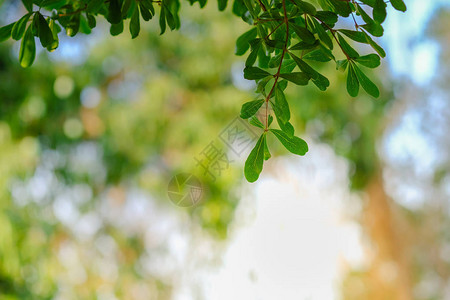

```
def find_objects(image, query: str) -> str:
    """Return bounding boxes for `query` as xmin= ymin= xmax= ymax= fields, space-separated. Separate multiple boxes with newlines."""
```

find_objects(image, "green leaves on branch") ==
xmin=0 ymin=0 xmax=405 ymax=182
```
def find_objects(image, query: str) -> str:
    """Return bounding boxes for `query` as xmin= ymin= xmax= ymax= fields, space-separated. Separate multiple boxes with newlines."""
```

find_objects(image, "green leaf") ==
xmin=373 ymin=0 xmax=387 ymax=24
xmin=139 ymin=2 xmax=153 ymax=21
xmin=244 ymin=134 xmax=266 ymax=182
xmin=279 ymin=72 xmax=310 ymax=85
xmin=390 ymin=0 xmax=407 ymax=12
xmin=315 ymin=11 xmax=338 ymax=26
xmin=12 ymin=13 xmax=31 ymax=41
xmin=240 ymin=99 xmax=265 ymax=119
xmin=291 ymin=0 xmax=316 ymax=15
xmin=336 ymin=59 xmax=348 ymax=71
xmin=21 ymin=0 xmax=33 ymax=12
xmin=290 ymin=53 xmax=319 ymax=80
xmin=289 ymin=39 xmax=319 ymax=51
xmin=107 ymin=0 xmax=122 ymax=24
xmin=337 ymin=33 xmax=359 ymax=58
xmin=303 ymin=48 xmax=333 ymax=62
xmin=249 ymin=116 xmax=264 ymax=129
xmin=346 ymin=63 xmax=359 ymax=97
xmin=338 ymin=29 xmax=366 ymax=43
xmin=274 ymin=86 xmax=290 ymax=123
xmin=110 ymin=21 xmax=123 ymax=36
xmin=264 ymin=138 xmax=271 ymax=160
xmin=19 ymin=25 xmax=35 ymax=68
xmin=130 ymin=5 xmax=140 ymax=39
xmin=270 ymin=129 xmax=308 ymax=155
xmin=268 ymin=115 xmax=273 ymax=126
xmin=244 ymin=67 xmax=271 ymax=80
xmin=353 ymin=64 xmax=380 ymax=97
xmin=159 ymin=5 xmax=166 ymax=34
xmin=362 ymin=30 xmax=386 ymax=57
xmin=87 ymin=0 xmax=104 ymax=13
xmin=312 ymin=73 xmax=329 ymax=91
xmin=245 ymin=39 xmax=261 ymax=67
xmin=87 ymin=13 xmax=96 ymax=29
xmin=357 ymin=4 xmax=384 ymax=37
xmin=0 ymin=23 xmax=15 ymax=42
xmin=312 ymin=18 xmax=333 ymax=50
xmin=218 ymin=0 xmax=228 ymax=11
xmin=121 ymin=0 xmax=134 ymax=17
xmin=65 ymin=14 xmax=80 ymax=37
xmin=235 ymin=27 xmax=257 ymax=56
xmin=290 ymin=23 xmax=315 ymax=44
xmin=36 ymin=13 xmax=54 ymax=48
xmin=46 ymin=19 xmax=59 ymax=51
xmin=355 ymin=54 xmax=380 ymax=68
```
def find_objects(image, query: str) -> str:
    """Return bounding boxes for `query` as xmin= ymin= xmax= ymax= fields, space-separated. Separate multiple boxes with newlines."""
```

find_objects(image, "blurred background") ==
xmin=0 ymin=0 xmax=449 ymax=299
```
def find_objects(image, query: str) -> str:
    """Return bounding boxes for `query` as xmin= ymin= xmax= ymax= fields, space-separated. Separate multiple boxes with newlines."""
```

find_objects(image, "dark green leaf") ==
xmin=337 ymin=33 xmax=359 ymax=58
xmin=292 ymin=0 xmax=316 ymax=15
xmin=346 ymin=63 xmax=359 ymax=97
xmin=270 ymin=129 xmax=308 ymax=155
xmin=362 ymin=29 xmax=386 ymax=57
xmin=390 ymin=0 xmax=407 ymax=12
xmin=336 ymin=59 xmax=348 ymax=71
xmin=245 ymin=39 xmax=261 ymax=67
xmin=244 ymin=67 xmax=271 ymax=80
xmin=353 ymin=64 xmax=380 ymax=97
xmin=235 ymin=27 xmax=257 ymax=55
xmin=244 ymin=134 xmax=266 ymax=182
xmin=159 ymin=5 xmax=166 ymax=35
xmin=312 ymin=18 xmax=333 ymax=50
xmin=12 ymin=13 xmax=31 ymax=41
xmin=290 ymin=23 xmax=315 ymax=44
xmin=19 ymin=25 xmax=35 ymax=68
xmin=218 ymin=0 xmax=228 ymax=11
xmin=338 ymin=29 xmax=366 ymax=43
xmin=0 ymin=23 xmax=15 ymax=42
xmin=373 ymin=0 xmax=387 ymax=24
xmin=274 ymin=86 xmax=290 ymax=123
xmin=139 ymin=2 xmax=152 ymax=21
xmin=110 ymin=21 xmax=123 ymax=36
xmin=240 ymin=99 xmax=265 ymax=119
xmin=303 ymin=48 xmax=332 ymax=62
xmin=289 ymin=39 xmax=319 ymax=50
xmin=21 ymin=0 xmax=33 ymax=12
xmin=315 ymin=11 xmax=338 ymax=26
xmin=87 ymin=13 xmax=96 ymax=29
xmin=130 ymin=5 xmax=140 ymax=39
xmin=107 ymin=0 xmax=122 ymax=24
xmin=279 ymin=72 xmax=309 ymax=85
xmin=36 ymin=13 xmax=54 ymax=48
xmin=87 ymin=0 xmax=104 ymax=13
xmin=312 ymin=73 xmax=329 ymax=91
xmin=290 ymin=53 xmax=319 ymax=79
xmin=355 ymin=53 xmax=380 ymax=68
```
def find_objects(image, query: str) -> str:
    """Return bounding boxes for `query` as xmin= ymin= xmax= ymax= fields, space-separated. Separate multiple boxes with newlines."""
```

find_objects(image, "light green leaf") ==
xmin=12 ymin=13 xmax=31 ymax=41
xmin=19 ymin=25 xmax=35 ymax=68
xmin=249 ymin=116 xmax=264 ymax=129
xmin=264 ymin=138 xmax=271 ymax=160
xmin=244 ymin=134 xmax=266 ymax=182
xmin=270 ymin=129 xmax=308 ymax=155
